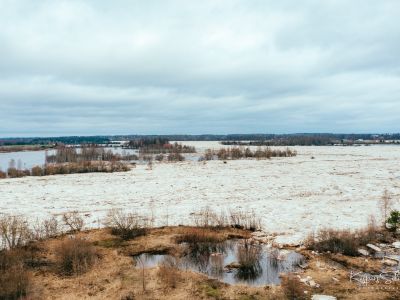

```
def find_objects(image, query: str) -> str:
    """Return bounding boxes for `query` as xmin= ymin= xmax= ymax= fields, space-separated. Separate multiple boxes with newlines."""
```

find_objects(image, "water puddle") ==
xmin=133 ymin=240 xmax=305 ymax=286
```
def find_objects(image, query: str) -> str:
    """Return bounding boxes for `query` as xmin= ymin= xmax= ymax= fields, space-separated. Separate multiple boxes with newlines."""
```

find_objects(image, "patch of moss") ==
xmin=200 ymin=282 xmax=222 ymax=299
xmin=93 ymin=238 xmax=127 ymax=248
xmin=237 ymin=295 xmax=257 ymax=300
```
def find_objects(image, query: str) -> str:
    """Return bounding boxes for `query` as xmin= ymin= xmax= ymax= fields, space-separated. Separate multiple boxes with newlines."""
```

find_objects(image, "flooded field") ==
xmin=1 ymin=142 xmax=400 ymax=244
xmin=134 ymin=240 xmax=305 ymax=285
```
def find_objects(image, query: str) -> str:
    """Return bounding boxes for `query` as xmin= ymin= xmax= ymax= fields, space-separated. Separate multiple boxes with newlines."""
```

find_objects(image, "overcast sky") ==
xmin=0 ymin=0 xmax=399 ymax=137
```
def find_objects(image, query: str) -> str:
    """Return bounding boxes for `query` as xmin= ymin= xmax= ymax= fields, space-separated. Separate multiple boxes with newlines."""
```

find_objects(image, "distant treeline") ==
xmin=1 ymin=133 xmax=400 ymax=146
xmin=222 ymin=135 xmax=400 ymax=146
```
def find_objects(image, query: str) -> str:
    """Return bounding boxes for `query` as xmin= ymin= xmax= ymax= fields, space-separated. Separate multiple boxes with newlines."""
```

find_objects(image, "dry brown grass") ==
xmin=157 ymin=256 xmax=181 ymax=290
xmin=0 ymin=249 xmax=30 ymax=300
xmin=305 ymin=224 xmax=381 ymax=256
xmin=175 ymin=227 xmax=225 ymax=245
xmin=55 ymin=238 xmax=98 ymax=276
xmin=191 ymin=207 xmax=262 ymax=231
xmin=280 ymin=273 xmax=307 ymax=300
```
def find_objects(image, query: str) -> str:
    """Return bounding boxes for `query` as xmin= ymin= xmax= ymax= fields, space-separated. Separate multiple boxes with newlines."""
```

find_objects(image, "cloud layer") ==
xmin=1 ymin=0 xmax=399 ymax=136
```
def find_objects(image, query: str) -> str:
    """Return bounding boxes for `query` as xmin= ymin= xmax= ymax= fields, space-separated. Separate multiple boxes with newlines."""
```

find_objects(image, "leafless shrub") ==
xmin=42 ymin=217 xmax=61 ymax=238
xmin=62 ymin=211 xmax=84 ymax=233
xmin=380 ymin=189 xmax=393 ymax=225
xmin=229 ymin=209 xmax=262 ymax=231
xmin=157 ymin=256 xmax=181 ymax=289
xmin=191 ymin=207 xmax=262 ymax=231
xmin=203 ymin=149 xmax=214 ymax=160
xmin=281 ymin=273 xmax=306 ymax=300
xmin=0 ymin=215 xmax=32 ymax=249
xmin=56 ymin=238 xmax=98 ymax=276
xmin=31 ymin=217 xmax=60 ymax=240
xmin=192 ymin=207 xmax=228 ymax=228
xmin=0 ymin=249 xmax=30 ymax=299
xmin=105 ymin=209 xmax=148 ymax=240
xmin=0 ymin=170 xmax=6 ymax=179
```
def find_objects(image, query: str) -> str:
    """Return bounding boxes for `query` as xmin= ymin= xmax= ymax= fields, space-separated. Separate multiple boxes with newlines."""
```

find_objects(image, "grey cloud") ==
xmin=0 ymin=0 xmax=399 ymax=136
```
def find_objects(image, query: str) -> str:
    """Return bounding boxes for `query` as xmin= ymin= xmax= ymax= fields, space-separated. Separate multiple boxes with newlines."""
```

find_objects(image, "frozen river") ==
xmin=0 ymin=142 xmax=399 ymax=244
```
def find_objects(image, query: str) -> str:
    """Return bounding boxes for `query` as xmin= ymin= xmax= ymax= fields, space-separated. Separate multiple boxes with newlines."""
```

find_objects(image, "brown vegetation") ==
xmin=157 ymin=256 xmax=181 ymax=289
xmin=0 ymin=215 xmax=32 ymax=249
xmin=45 ymin=145 xmax=137 ymax=164
xmin=0 ymin=218 xmax=397 ymax=299
xmin=7 ymin=167 xmax=31 ymax=178
xmin=201 ymin=147 xmax=296 ymax=161
xmin=236 ymin=240 xmax=262 ymax=275
xmin=0 ymin=249 xmax=30 ymax=299
xmin=280 ymin=273 xmax=307 ymax=300
xmin=305 ymin=222 xmax=381 ymax=256
xmin=55 ymin=238 xmax=98 ymax=276
xmin=62 ymin=211 xmax=84 ymax=233
xmin=175 ymin=227 xmax=226 ymax=245
xmin=0 ymin=161 xmax=131 ymax=180
xmin=191 ymin=207 xmax=262 ymax=231
xmin=105 ymin=209 xmax=148 ymax=240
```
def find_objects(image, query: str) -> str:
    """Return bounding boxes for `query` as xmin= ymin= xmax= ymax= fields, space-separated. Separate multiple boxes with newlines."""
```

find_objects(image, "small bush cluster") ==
xmin=105 ymin=209 xmax=148 ymax=240
xmin=386 ymin=210 xmax=400 ymax=231
xmin=1 ymin=215 xmax=64 ymax=250
xmin=56 ymin=238 xmax=98 ymax=276
xmin=200 ymin=147 xmax=296 ymax=161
